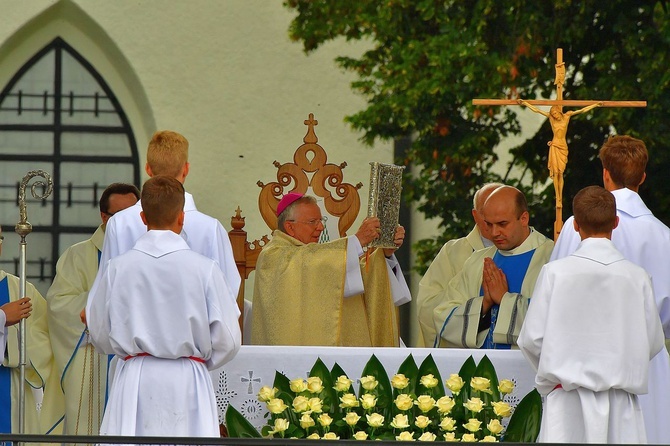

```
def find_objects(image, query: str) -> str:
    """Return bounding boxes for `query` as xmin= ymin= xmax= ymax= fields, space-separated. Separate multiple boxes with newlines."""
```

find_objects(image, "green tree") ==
xmin=285 ymin=0 xmax=670 ymax=273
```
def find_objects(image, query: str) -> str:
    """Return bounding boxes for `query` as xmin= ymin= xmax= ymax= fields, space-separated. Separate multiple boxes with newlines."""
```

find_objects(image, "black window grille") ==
xmin=0 ymin=37 xmax=140 ymax=295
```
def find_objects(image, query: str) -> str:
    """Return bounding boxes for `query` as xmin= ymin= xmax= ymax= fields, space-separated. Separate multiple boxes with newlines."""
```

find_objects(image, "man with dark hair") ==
xmin=519 ymin=186 xmax=664 ymax=443
xmin=417 ymin=182 xmax=503 ymax=347
xmin=433 ymin=185 xmax=554 ymax=349
xmin=550 ymin=135 xmax=670 ymax=443
xmin=252 ymin=192 xmax=410 ymax=346
xmin=43 ymin=182 xmax=139 ymax=435
xmin=86 ymin=176 xmax=241 ymax=437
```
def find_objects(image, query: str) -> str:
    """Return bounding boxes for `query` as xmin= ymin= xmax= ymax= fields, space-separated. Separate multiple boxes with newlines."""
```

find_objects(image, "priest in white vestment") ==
xmin=93 ymin=130 xmax=240 ymax=300
xmin=252 ymin=193 xmax=411 ymax=346
xmin=86 ymin=176 xmax=241 ymax=437
xmin=417 ymin=182 xmax=502 ymax=347
xmin=550 ymin=135 xmax=670 ymax=443
xmin=519 ymin=186 xmax=664 ymax=443
xmin=43 ymin=183 xmax=139 ymax=436
xmin=433 ymin=186 xmax=554 ymax=349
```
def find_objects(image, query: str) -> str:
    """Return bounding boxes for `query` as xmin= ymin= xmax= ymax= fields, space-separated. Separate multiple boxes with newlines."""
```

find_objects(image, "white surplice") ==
xmin=551 ymin=187 xmax=670 ymax=443
xmin=86 ymin=230 xmax=241 ymax=437
xmin=96 ymin=192 xmax=240 ymax=298
xmin=519 ymin=238 xmax=664 ymax=443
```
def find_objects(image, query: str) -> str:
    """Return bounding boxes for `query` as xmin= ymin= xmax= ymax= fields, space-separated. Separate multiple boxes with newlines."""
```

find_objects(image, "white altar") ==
xmin=210 ymin=346 xmax=537 ymax=431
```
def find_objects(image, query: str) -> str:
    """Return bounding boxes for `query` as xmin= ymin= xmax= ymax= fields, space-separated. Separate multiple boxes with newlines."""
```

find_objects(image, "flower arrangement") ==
xmin=225 ymin=354 xmax=541 ymax=442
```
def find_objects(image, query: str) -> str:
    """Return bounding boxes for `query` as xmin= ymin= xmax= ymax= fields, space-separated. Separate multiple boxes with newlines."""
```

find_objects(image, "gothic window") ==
xmin=0 ymin=37 xmax=140 ymax=295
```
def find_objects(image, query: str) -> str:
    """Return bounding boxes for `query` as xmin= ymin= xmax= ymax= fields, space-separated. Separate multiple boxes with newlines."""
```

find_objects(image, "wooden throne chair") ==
xmin=229 ymin=113 xmax=363 ymax=342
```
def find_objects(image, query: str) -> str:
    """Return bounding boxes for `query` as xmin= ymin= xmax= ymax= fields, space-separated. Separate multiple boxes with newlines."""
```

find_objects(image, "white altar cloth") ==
xmin=210 ymin=346 xmax=537 ymax=430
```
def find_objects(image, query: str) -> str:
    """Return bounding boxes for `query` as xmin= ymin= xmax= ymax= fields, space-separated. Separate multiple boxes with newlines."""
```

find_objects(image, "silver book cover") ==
xmin=367 ymin=162 xmax=405 ymax=248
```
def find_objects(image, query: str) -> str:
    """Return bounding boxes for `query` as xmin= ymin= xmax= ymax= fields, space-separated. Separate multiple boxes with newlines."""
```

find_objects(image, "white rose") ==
xmin=334 ymin=375 xmax=353 ymax=392
xmin=306 ymin=376 xmax=323 ymax=394
xmin=415 ymin=415 xmax=432 ymax=429
xmin=289 ymin=378 xmax=307 ymax=393
xmin=481 ymin=435 xmax=498 ymax=442
xmin=436 ymin=396 xmax=456 ymax=414
xmin=390 ymin=414 xmax=410 ymax=429
xmin=418 ymin=432 xmax=437 ymax=442
xmin=360 ymin=375 xmax=379 ymax=391
xmin=396 ymin=431 xmax=415 ymax=441
xmin=463 ymin=418 xmax=482 ymax=433
xmin=266 ymin=398 xmax=288 ymax=414
xmin=317 ymin=413 xmax=333 ymax=427
xmin=322 ymin=432 xmax=339 ymax=440
xmin=391 ymin=373 xmax=410 ymax=390
xmin=439 ymin=416 xmax=456 ymax=431
xmin=461 ymin=433 xmax=477 ymax=442
xmin=443 ymin=432 xmax=458 ymax=442
xmin=339 ymin=393 xmax=360 ymax=409
xmin=353 ymin=431 xmax=369 ymax=440
xmin=414 ymin=395 xmax=436 ymax=413
xmin=394 ymin=393 xmax=414 ymax=411
xmin=445 ymin=374 xmax=465 ymax=394
xmin=292 ymin=395 xmax=310 ymax=413
xmin=470 ymin=377 xmax=492 ymax=394
xmin=498 ymin=379 xmax=515 ymax=395
xmin=463 ymin=397 xmax=485 ymax=413
xmin=487 ymin=418 xmax=504 ymax=435
xmin=257 ymin=386 xmax=277 ymax=402
xmin=345 ymin=411 xmax=361 ymax=426
xmin=420 ymin=374 xmax=439 ymax=389
xmin=360 ymin=393 xmax=377 ymax=410
xmin=308 ymin=397 xmax=324 ymax=413
xmin=491 ymin=401 xmax=512 ymax=417
xmin=366 ymin=412 xmax=385 ymax=428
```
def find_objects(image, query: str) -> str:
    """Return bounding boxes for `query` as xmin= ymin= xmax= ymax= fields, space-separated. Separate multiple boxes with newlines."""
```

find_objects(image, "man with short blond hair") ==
xmin=95 ymin=130 xmax=240 ymax=298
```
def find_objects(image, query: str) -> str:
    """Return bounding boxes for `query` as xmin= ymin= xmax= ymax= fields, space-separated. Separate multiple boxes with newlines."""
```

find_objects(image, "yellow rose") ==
xmin=345 ymin=411 xmax=361 ymax=426
xmin=463 ymin=418 xmax=482 ymax=433
xmin=268 ymin=418 xmax=290 ymax=435
xmin=257 ymin=386 xmax=277 ymax=402
xmin=353 ymin=431 xmax=369 ymax=440
xmin=487 ymin=419 xmax=504 ymax=435
xmin=339 ymin=393 xmax=360 ymax=409
xmin=396 ymin=431 xmax=415 ymax=441
xmin=420 ymin=374 xmax=439 ymax=388
xmin=436 ymin=396 xmax=456 ymax=414
xmin=292 ymin=395 xmax=310 ymax=413
xmin=391 ymin=373 xmax=410 ymax=390
xmin=394 ymin=393 xmax=414 ymax=411
xmin=470 ymin=377 xmax=492 ymax=394
xmin=266 ymin=398 xmax=288 ymax=414
xmin=390 ymin=414 xmax=410 ymax=429
xmin=307 ymin=433 xmax=320 ymax=440
xmin=481 ymin=435 xmax=498 ymax=442
xmin=317 ymin=413 xmax=333 ymax=427
xmin=498 ymin=379 xmax=515 ymax=395
xmin=439 ymin=416 xmax=456 ymax=431
xmin=492 ymin=401 xmax=512 ymax=417
xmin=300 ymin=413 xmax=315 ymax=429
xmin=308 ymin=397 xmax=324 ymax=413
xmin=366 ymin=412 xmax=385 ymax=428
xmin=322 ymin=432 xmax=340 ymax=440
xmin=463 ymin=397 xmax=485 ymax=413
xmin=360 ymin=393 xmax=377 ymax=410
xmin=415 ymin=395 xmax=436 ymax=413
xmin=333 ymin=375 xmax=353 ymax=392
xmin=445 ymin=373 xmax=465 ymax=394
xmin=415 ymin=415 xmax=432 ymax=429
xmin=443 ymin=432 xmax=458 ymax=442
xmin=289 ymin=378 xmax=307 ymax=393
xmin=418 ymin=432 xmax=437 ymax=442
xmin=306 ymin=376 xmax=324 ymax=394
xmin=461 ymin=433 xmax=477 ymax=442
xmin=360 ymin=375 xmax=379 ymax=391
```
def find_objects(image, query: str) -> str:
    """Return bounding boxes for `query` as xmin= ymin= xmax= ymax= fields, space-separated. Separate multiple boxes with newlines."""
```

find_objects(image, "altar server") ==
xmin=252 ymin=193 xmax=411 ymax=346
xmin=519 ymin=186 xmax=664 ymax=443
xmin=550 ymin=135 xmax=670 ymax=443
xmin=94 ymin=130 xmax=240 ymax=299
xmin=86 ymin=176 xmax=241 ymax=437
xmin=433 ymin=186 xmax=554 ymax=349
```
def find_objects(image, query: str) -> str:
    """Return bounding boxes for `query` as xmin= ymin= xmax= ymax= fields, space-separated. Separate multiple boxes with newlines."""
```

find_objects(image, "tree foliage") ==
xmin=284 ymin=0 xmax=670 ymax=273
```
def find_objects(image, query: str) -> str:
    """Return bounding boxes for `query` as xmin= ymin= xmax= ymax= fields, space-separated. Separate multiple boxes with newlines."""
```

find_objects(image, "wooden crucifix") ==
xmin=473 ymin=48 xmax=646 ymax=240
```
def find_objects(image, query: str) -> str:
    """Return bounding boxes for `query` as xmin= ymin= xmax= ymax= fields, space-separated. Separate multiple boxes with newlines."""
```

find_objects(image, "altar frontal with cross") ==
xmin=473 ymin=48 xmax=646 ymax=240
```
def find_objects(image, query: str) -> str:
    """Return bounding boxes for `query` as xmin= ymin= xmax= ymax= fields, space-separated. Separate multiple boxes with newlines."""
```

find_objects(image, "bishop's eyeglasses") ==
xmin=287 ymin=217 xmax=327 ymax=227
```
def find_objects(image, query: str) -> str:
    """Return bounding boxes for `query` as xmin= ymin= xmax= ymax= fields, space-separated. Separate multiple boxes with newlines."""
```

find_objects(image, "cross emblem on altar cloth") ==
xmin=240 ymin=370 xmax=262 ymax=394
xmin=473 ymin=48 xmax=646 ymax=240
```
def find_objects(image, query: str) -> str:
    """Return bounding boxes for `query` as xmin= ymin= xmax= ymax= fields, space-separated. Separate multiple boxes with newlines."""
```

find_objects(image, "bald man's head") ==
xmin=472 ymin=182 xmax=504 ymax=241
xmin=482 ymin=186 xmax=530 ymax=251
